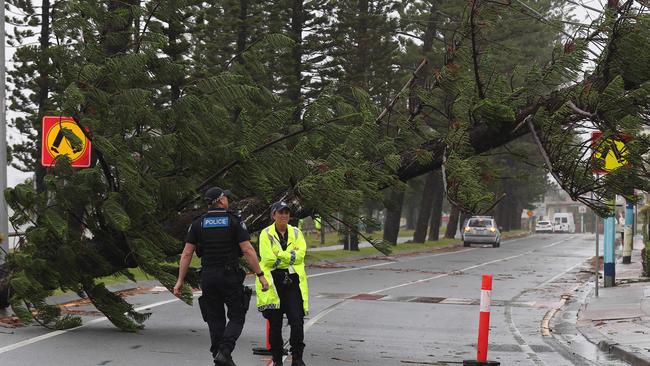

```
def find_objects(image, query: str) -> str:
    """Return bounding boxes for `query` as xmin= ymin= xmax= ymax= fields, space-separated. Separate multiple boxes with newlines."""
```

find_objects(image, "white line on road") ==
xmin=367 ymin=236 xmax=575 ymax=295
xmin=306 ymin=247 xmax=475 ymax=279
xmin=269 ymin=235 xmax=579 ymax=365
xmin=0 ymin=234 xmax=562 ymax=356
xmin=0 ymin=248 xmax=475 ymax=355
xmin=0 ymin=298 xmax=187 ymax=355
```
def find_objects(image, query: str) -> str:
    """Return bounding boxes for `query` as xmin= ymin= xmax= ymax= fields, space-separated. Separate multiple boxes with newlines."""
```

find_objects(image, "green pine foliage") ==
xmin=3 ymin=0 xmax=650 ymax=331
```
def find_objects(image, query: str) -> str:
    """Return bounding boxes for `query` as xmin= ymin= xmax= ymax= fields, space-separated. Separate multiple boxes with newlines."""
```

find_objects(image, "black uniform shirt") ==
xmin=275 ymin=224 xmax=289 ymax=250
xmin=186 ymin=209 xmax=250 ymax=267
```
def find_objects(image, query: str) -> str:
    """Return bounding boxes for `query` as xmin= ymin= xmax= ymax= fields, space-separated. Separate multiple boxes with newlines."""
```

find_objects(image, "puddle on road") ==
xmin=561 ymin=333 xmax=630 ymax=365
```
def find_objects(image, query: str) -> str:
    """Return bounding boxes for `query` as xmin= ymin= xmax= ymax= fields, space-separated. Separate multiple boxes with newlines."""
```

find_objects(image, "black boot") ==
xmin=214 ymin=349 xmax=237 ymax=366
xmin=291 ymin=348 xmax=305 ymax=366
xmin=271 ymin=356 xmax=284 ymax=366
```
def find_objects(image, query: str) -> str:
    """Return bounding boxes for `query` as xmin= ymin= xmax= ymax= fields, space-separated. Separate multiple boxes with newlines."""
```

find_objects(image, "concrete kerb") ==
xmin=540 ymin=249 xmax=650 ymax=366
xmin=577 ymin=321 xmax=650 ymax=366
xmin=575 ymin=290 xmax=650 ymax=366
xmin=571 ymin=272 xmax=650 ymax=366
xmin=596 ymin=340 xmax=650 ymax=366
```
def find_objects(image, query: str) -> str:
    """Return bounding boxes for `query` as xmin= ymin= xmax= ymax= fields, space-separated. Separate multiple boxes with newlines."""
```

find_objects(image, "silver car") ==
xmin=463 ymin=216 xmax=501 ymax=248
xmin=535 ymin=220 xmax=554 ymax=233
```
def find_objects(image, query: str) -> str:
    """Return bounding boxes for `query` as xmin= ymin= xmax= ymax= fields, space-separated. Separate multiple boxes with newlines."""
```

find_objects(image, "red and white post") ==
xmin=252 ymin=319 xmax=288 ymax=357
xmin=463 ymin=274 xmax=500 ymax=366
xmin=252 ymin=320 xmax=273 ymax=355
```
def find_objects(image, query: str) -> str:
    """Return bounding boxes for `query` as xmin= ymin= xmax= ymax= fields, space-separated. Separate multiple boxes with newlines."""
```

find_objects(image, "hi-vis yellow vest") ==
xmin=255 ymin=224 xmax=309 ymax=314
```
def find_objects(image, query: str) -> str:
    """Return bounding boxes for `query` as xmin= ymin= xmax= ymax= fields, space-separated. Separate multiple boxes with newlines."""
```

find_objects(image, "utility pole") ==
xmin=0 ymin=0 xmax=9 ymax=264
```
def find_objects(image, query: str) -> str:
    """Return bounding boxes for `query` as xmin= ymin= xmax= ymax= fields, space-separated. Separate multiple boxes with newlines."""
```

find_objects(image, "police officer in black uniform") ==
xmin=174 ymin=187 xmax=269 ymax=366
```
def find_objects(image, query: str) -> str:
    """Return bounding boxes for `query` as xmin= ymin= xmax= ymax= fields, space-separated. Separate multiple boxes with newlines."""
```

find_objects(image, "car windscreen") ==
xmin=468 ymin=219 xmax=492 ymax=227
xmin=538 ymin=221 xmax=550 ymax=225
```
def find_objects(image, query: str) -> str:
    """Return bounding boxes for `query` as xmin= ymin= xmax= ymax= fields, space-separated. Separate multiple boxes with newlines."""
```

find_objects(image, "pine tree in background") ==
xmin=5 ymin=0 xmax=60 ymax=193
xmin=401 ymin=0 xmax=571 ymax=240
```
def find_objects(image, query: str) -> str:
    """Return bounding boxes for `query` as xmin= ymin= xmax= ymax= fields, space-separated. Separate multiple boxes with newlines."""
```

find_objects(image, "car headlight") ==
xmin=489 ymin=227 xmax=496 ymax=233
xmin=464 ymin=227 xmax=471 ymax=232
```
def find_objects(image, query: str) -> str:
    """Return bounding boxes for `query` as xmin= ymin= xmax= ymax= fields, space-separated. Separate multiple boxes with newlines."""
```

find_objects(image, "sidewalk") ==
xmin=578 ymin=235 xmax=650 ymax=366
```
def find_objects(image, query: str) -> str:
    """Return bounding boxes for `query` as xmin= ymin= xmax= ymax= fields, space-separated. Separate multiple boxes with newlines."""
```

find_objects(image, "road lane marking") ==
xmin=306 ymin=248 xmax=475 ymax=278
xmin=0 ymin=297 xmax=191 ymax=355
xmin=303 ymin=232 xmax=552 ymax=280
xmin=0 ymin=247 xmax=473 ymax=356
xmin=271 ymin=235 xmax=581 ymax=365
xmin=367 ymin=236 xmax=576 ymax=294
xmin=0 ymin=234 xmax=568 ymax=355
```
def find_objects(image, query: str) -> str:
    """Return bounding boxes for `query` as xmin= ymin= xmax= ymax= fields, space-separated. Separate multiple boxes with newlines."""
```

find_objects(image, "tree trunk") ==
xmin=350 ymin=225 xmax=359 ymax=251
xmin=460 ymin=211 xmax=470 ymax=233
xmin=413 ymin=172 xmax=437 ymax=242
xmin=428 ymin=171 xmax=444 ymax=241
xmin=406 ymin=202 xmax=417 ymax=230
xmin=445 ymin=205 xmax=460 ymax=239
xmin=510 ymin=202 xmax=521 ymax=231
xmin=355 ymin=0 xmax=369 ymax=88
xmin=288 ymin=0 xmax=303 ymax=124
xmin=237 ymin=0 xmax=249 ymax=54
xmin=35 ymin=0 xmax=51 ymax=193
xmin=0 ymin=263 xmax=8 ymax=308
xmin=340 ymin=214 xmax=349 ymax=250
xmin=365 ymin=204 xmax=375 ymax=233
xmin=383 ymin=189 xmax=404 ymax=244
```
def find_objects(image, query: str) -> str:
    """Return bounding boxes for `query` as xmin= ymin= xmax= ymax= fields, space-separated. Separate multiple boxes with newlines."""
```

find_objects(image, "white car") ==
xmin=535 ymin=220 xmax=554 ymax=233
xmin=463 ymin=216 xmax=501 ymax=248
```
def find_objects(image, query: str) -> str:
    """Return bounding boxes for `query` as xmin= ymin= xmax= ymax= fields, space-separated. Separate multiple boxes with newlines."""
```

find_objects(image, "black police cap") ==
xmin=204 ymin=187 xmax=231 ymax=202
xmin=270 ymin=201 xmax=291 ymax=214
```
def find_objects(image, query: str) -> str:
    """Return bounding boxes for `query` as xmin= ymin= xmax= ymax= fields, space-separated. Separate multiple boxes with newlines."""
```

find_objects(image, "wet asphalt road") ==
xmin=0 ymin=234 xmax=630 ymax=366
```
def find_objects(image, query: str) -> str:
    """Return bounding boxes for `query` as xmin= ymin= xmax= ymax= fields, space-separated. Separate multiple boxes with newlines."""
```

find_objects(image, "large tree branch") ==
xmin=470 ymin=0 xmax=486 ymax=99
xmin=375 ymin=59 xmax=429 ymax=124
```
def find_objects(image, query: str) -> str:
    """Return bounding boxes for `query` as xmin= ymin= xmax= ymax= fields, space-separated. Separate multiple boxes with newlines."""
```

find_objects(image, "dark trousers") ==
xmin=264 ymin=273 xmax=305 ymax=362
xmin=199 ymin=266 xmax=248 ymax=357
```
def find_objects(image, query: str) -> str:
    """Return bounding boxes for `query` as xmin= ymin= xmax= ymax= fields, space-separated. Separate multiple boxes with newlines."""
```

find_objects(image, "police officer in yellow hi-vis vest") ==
xmin=256 ymin=201 xmax=309 ymax=366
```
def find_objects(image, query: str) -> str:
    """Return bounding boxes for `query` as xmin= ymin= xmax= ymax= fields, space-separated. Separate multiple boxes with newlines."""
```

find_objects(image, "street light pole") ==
xmin=0 ymin=0 xmax=9 ymax=263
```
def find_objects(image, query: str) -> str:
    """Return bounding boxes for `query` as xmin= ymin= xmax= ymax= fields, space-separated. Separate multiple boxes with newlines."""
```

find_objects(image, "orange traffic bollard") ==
xmin=463 ymin=274 xmax=500 ymax=366
xmin=252 ymin=319 xmax=288 ymax=356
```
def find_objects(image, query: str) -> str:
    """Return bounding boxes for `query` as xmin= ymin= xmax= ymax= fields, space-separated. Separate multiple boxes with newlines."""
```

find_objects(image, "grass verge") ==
xmin=51 ymin=230 xmax=529 ymax=296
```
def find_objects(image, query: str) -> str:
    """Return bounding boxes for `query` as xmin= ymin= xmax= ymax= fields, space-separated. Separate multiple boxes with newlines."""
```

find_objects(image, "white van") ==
xmin=552 ymin=213 xmax=575 ymax=233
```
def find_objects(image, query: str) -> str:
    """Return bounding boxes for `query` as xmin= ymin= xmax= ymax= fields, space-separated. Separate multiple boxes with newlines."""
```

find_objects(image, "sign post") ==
xmin=0 ymin=2 xmax=7 ymax=265
xmin=591 ymin=132 xmax=631 ymax=288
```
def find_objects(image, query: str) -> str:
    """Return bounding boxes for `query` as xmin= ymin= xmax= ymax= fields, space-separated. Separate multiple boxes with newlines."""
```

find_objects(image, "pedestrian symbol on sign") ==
xmin=41 ymin=116 xmax=92 ymax=168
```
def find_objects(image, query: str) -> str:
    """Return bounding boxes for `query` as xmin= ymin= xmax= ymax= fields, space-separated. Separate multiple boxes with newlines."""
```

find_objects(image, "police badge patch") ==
xmin=202 ymin=216 xmax=229 ymax=228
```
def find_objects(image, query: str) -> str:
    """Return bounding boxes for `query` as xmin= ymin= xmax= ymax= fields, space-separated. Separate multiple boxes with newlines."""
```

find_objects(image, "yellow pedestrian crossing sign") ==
xmin=591 ymin=131 xmax=630 ymax=173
